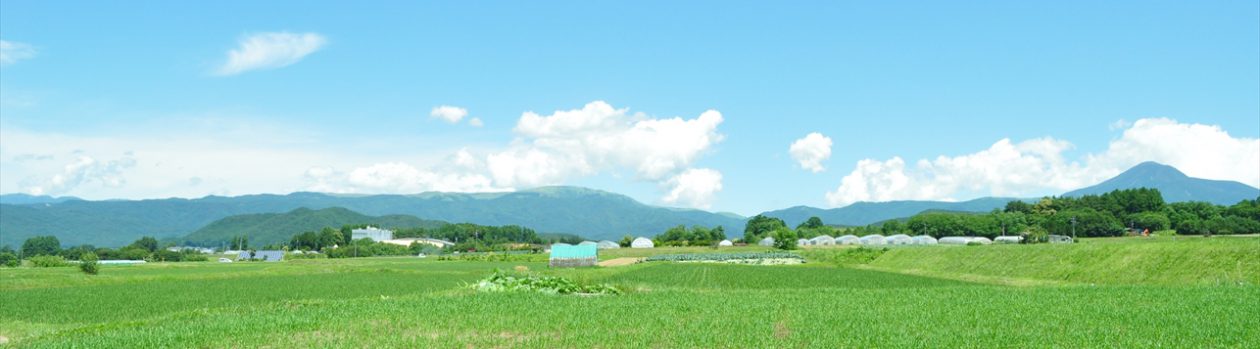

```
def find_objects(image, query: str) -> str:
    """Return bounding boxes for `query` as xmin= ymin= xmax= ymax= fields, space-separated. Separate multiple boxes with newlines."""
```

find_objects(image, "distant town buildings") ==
xmin=351 ymin=226 xmax=394 ymax=242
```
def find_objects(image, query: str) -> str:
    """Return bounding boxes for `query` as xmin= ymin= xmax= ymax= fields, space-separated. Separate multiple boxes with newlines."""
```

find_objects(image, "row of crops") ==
xmin=644 ymin=252 xmax=805 ymax=265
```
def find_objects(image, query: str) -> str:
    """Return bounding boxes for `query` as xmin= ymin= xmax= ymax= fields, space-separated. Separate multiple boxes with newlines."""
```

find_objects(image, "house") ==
xmin=351 ymin=226 xmax=394 ymax=242
xmin=631 ymin=237 xmax=655 ymax=249
xmin=549 ymin=243 xmax=597 ymax=267
xmin=236 ymin=250 xmax=284 ymax=262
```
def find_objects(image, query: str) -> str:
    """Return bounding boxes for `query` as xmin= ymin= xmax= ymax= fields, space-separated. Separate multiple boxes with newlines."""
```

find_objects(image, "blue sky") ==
xmin=2 ymin=1 xmax=1258 ymax=215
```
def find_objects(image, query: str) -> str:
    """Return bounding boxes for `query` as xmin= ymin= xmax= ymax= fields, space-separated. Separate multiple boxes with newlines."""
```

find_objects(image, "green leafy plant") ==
xmin=79 ymin=252 xmax=99 ymax=275
xmin=469 ymin=270 xmax=621 ymax=295
xmin=29 ymin=255 xmax=69 ymax=268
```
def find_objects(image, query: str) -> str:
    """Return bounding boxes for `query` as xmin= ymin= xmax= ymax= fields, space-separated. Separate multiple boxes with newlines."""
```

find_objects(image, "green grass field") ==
xmin=2 ymin=237 xmax=1259 ymax=348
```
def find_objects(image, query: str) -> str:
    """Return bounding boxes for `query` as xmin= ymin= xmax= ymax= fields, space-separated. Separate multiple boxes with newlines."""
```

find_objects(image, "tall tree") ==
xmin=21 ymin=236 xmax=61 ymax=257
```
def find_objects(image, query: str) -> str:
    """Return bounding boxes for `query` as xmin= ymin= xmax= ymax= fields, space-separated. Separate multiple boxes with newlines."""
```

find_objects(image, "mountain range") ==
xmin=1063 ymin=162 xmax=1258 ymax=205
xmin=2 ymin=161 xmax=1255 ymax=247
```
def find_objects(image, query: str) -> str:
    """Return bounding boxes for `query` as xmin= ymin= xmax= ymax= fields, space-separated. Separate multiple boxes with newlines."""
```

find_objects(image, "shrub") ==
xmin=79 ymin=252 xmax=99 ymax=275
xmin=29 ymin=255 xmax=69 ymax=268
xmin=0 ymin=252 xmax=18 ymax=267
xmin=800 ymin=247 xmax=888 ymax=266
xmin=772 ymin=228 xmax=798 ymax=250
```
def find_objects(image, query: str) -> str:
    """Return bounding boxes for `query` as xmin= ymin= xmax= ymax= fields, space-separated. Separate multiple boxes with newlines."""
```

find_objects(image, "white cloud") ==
xmin=468 ymin=117 xmax=484 ymax=127
xmin=21 ymin=153 xmax=138 ymax=196
xmin=216 ymin=32 xmax=326 ymax=75
xmin=789 ymin=132 xmax=832 ymax=173
xmin=825 ymin=118 xmax=1260 ymax=207
xmin=662 ymin=168 xmax=723 ymax=209
xmin=0 ymin=40 xmax=37 ymax=66
xmin=430 ymin=105 xmax=469 ymax=123
xmin=322 ymin=101 xmax=726 ymax=208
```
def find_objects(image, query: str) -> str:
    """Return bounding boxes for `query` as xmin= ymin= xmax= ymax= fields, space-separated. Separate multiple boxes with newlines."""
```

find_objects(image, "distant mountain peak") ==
xmin=1064 ymin=161 xmax=1258 ymax=205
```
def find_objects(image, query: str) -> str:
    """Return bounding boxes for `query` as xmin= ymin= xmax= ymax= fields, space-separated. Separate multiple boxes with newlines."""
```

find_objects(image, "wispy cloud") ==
xmin=430 ymin=105 xmax=469 ymax=123
xmin=215 ymin=32 xmax=326 ymax=76
xmin=0 ymin=40 xmax=37 ymax=66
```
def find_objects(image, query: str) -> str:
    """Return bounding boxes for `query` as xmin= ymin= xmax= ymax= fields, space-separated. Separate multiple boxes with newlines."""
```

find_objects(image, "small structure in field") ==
xmin=549 ymin=243 xmax=598 ymax=268
xmin=938 ymin=236 xmax=971 ymax=245
xmin=596 ymin=240 xmax=621 ymax=249
xmin=994 ymin=236 xmax=1023 ymax=244
xmin=382 ymin=238 xmax=454 ymax=248
xmin=836 ymin=235 xmax=860 ymax=245
xmin=859 ymin=234 xmax=887 ymax=246
xmin=718 ymin=240 xmax=733 ymax=247
xmin=1049 ymin=234 xmax=1073 ymax=244
xmin=578 ymin=241 xmax=598 ymax=247
xmin=217 ymin=258 xmax=233 ymax=263
xmin=758 ymin=237 xmax=775 ymax=246
xmin=911 ymin=235 xmax=938 ymax=245
xmin=969 ymin=237 xmax=993 ymax=245
xmin=796 ymin=238 xmax=810 ymax=246
xmin=631 ymin=237 xmax=655 ymax=249
xmin=97 ymin=260 xmax=147 ymax=265
xmin=236 ymin=250 xmax=284 ymax=262
xmin=351 ymin=226 xmax=394 ymax=242
xmin=885 ymin=234 xmax=913 ymax=245
xmin=810 ymin=235 xmax=836 ymax=246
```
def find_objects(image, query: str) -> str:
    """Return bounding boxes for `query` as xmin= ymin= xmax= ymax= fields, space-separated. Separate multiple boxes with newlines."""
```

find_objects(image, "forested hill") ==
xmin=181 ymin=207 xmax=447 ymax=247
xmin=0 ymin=186 xmax=745 ymax=247
xmin=761 ymin=197 xmax=1023 ymax=228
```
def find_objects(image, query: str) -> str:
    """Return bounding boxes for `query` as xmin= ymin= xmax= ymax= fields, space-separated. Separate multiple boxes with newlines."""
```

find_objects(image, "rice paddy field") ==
xmin=2 ymin=237 xmax=1258 ymax=348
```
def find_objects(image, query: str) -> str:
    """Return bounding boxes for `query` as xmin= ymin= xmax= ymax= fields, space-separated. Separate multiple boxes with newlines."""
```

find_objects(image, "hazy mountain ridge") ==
xmin=3 ymin=162 xmax=1255 ymax=247
xmin=182 ymin=207 xmax=447 ymax=247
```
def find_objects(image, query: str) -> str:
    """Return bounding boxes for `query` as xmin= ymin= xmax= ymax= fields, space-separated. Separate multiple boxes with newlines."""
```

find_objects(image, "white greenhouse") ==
xmin=759 ymin=237 xmax=776 ymax=246
xmin=596 ymin=240 xmax=621 ymax=249
xmin=797 ymin=238 xmax=811 ymax=246
xmin=994 ymin=236 xmax=1023 ymax=244
xmin=718 ymin=239 xmax=733 ymax=247
xmin=969 ymin=237 xmax=993 ymax=245
xmin=837 ymin=235 xmax=861 ymax=245
xmin=810 ymin=235 xmax=836 ymax=246
xmin=631 ymin=237 xmax=655 ymax=249
xmin=885 ymin=234 xmax=913 ymax=245
xmin=911 ymin=235 xmax=938 ymax=245
xmin=938 ymin=236 xmax=971 ymax=245
xmin=578 ymin=241 xmax=598 ymax=246
xmin=859 ymin=234 xmax=887 ymax=246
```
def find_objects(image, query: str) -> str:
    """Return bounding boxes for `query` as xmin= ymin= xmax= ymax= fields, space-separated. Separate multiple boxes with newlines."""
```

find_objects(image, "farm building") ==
xmin=718 ymin=240 xmax=733 ymax=247
xmin=578 ymin=241 xmax=598 ymax=247
xmin=885 ymin=234 xmax=913 ymax=245
xmin=1049 ymin=235 xmax=1073 ymax=243
xmin=549 ymin=243 xmax=598 ymax=267
xmin=970 ymin=237 xmax=993 ymax=245
xmin=596 ymin=240 xmax=621 ymax=249
xmin=236 ymin=250 xmax=284 ymax=262
xmin=939 ymin=236 xmax=993 ymax=245
xmin=994 ymin=236 xmax=1023 ymax=244
xmin=859 ymin=234 xmax=887 ymax=246
xmin=797 ymin=238 xmax=810 ymax=246
xmin=98 ymin=260 xmax=147 ymax=265
xmin=810 ymin=235 xmax=835 ymax=246
xmin=351 ymin=226 xmax=394 ymax=242
xmin=911 ymin=235 xmax=938 ymax=245
xmin=836 ymin=235 xmax=860 ymax=245
xmin=758 ymin=237 xmax=775 ymax=246
xmin=631 ymin=237 xmax=655 ymax=248
xmin=382 ymin=238 xmax=454 ymax=248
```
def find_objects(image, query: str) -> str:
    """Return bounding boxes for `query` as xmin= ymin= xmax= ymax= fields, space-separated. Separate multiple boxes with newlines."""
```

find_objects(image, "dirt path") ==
xmin=598 ymin=257 xmax=643 ymax=267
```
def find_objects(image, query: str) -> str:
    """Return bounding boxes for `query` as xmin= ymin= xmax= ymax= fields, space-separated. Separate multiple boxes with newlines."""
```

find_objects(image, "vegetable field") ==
xmin=2 ymin=237 xmax=1258 ymax=348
